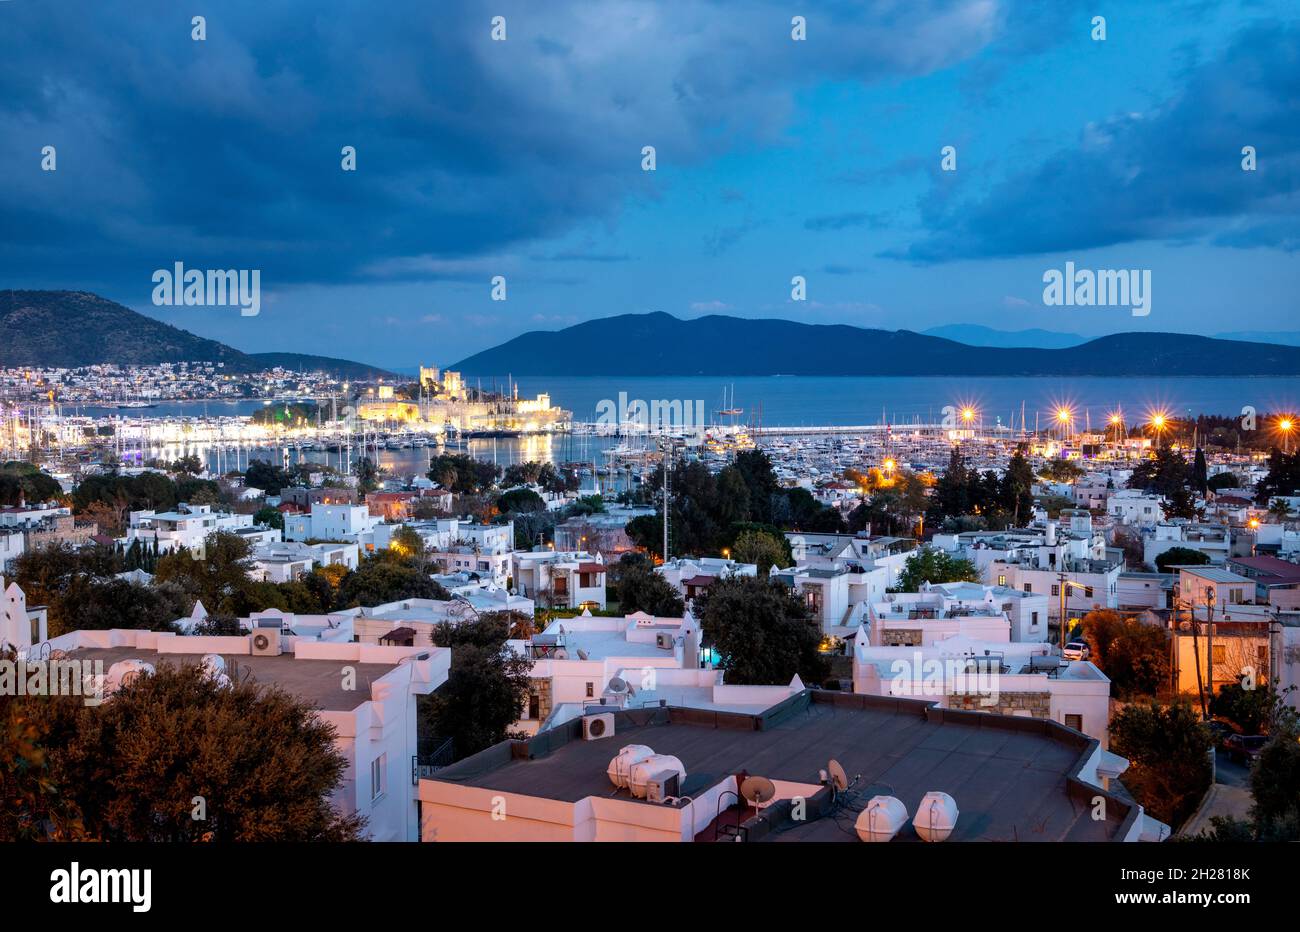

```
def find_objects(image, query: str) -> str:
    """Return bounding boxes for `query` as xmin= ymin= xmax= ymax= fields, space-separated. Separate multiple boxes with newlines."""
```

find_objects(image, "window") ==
xmin=585 ymin=682 xmax=594 ymax=698
xmin=1064 ymin=714 xmax=1083 ymax=732
xmin=1051 ymin=584 xmax=1060 ymax=597
xmin=1257 ymin=646 xmax=1268 ymax=669
xmin=1023 ymin=583 xmax=1032 ymax=593
xmin=997 ymin=574 xmax=1007 ymax=587
xmin=1084 ymin=586 xmax=1093 ymax=599
xmin=1031 ymin=611 xmax=1039 ymax=627
xmin=370 ymin=754 xmax=387 ymax=801
xmin=1212 ymin=645 xmax=1226 ymax=664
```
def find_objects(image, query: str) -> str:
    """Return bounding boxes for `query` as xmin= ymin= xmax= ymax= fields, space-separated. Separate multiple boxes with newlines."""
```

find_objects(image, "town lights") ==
xmin=883 ymin=458 xmax=896 ymax=473
xmin=961 ymin=407 xmax=976 ymax=424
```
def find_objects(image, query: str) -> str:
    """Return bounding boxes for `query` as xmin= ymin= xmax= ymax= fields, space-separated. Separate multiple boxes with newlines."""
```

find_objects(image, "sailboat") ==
xmin=716 ymin=383 xmax=742 ymax=417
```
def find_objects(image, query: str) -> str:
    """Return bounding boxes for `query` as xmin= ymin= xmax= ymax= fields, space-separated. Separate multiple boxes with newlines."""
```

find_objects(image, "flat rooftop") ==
xmin=65 ymin=645 xmax=396 ymax=712
xmin=434 ymin=693 xmax=1123 ymax=841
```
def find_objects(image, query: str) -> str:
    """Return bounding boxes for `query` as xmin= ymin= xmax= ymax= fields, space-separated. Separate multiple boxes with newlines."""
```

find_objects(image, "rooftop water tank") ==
xmin=912 ymin=791 xmax=960 ymax=842
xmin=855 ymin=796 xmax=908 ymax=842
xmin=106 ymin=659 xmax=155 ymax=695
xmin=607 ymin=745 xmax=656 ymax=788
xmin=628 ymin=755 xmax=685 ymax=799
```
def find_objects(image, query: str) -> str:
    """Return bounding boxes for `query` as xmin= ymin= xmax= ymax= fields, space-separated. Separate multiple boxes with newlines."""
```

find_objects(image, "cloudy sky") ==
xmin=2 ymin=0 xmax=1297 ymax=369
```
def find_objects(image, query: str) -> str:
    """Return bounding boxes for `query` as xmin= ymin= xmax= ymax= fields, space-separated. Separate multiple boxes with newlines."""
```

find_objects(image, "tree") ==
xmin=1155 ymin=546 xmax=1210 ymax=573
xmin=1210 ymin=677 xmax=1295 ymax=736
xmin=994 ymin=444 xmax=1035 ymax=527
xmin=1254 ymin=448 xmax=1300 ymax=507
xmin=1109 ymin=701 xmax=1212 ymax=828
xmin=497 ymin=487 xmax=546 ymax=514
xmin=155 ymin=531 xmax=257 ymax=614
xmin=1250 ymin=728 xmax=1300 ymax=840
xmin=616 ymin=559 xmax=686 ymax=617
xmin=2 ymin=662 xmax=364 ymax=841
xmin=427 ymin=454 xmax=500 ymax=494
xmin=731 ymin=529 xmax=787 ymax=576
xmin=694 ymin=576 xmax=828 ymax=686
xmin=336 ymin=558 xmax=450 ymax=608
xmin=1078 ymin=609 xmax=1168 ymax=699
xmin=355 ymin=456 xmax=380 ymax=494
xmin=170 ymin=454 xmax=204 ymax=476
xmin=1207 ymin=472 xmax=1239 ymax=492
xmin=1039 ymin=457 xmax=1084 ymax=483
xmin=419 ymin=636 xmax=531 ymax=759
xmin=895 ymin=547 xmax=978 ymax=592
xmin=254 ymin=505 xmax=285 ymax=530
xmin=1191 ymin=448 xmax=1209 ymax=497
xmin=243 ymin=459 xmax=291 ymax=495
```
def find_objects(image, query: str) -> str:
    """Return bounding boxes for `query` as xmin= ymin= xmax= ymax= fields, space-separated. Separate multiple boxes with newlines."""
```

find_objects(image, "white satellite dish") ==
xmin=607 ymin=676 xmax=629 ymax=694
xmin=739 ymin=775 xmax=777 ymax=808
xmin=827 ymin=759 xmax=849 ymax=792
xmin=576 ymin=648 xmax=589 ymax=660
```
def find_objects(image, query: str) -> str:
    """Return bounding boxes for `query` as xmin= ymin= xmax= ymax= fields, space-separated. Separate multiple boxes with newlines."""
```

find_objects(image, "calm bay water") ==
xmin=75 ymin=376 xmax=1300 ymax=475
xmin=511 ymin=375 xmax=1300 ymax=428
xmin=73 ymin=375 xmax=1300 ymax=426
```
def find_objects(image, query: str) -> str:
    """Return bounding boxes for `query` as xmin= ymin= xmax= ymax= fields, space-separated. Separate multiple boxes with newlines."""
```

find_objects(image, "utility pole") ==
xmin=1204 ymin=585 xmax=1216 ymax=717
xmin=662 ymin=440 xmax=671 ymax=562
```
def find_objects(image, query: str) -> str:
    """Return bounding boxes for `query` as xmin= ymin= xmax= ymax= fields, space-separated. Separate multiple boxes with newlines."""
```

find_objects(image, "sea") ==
xmin=67 ymin=375 xmax=1300 ymax=475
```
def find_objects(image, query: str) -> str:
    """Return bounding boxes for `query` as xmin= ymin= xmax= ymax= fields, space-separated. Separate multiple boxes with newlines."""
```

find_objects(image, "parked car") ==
xmin=1207 ymin=720 xmax=1238 ymax=748
xmin=1223 ymin=734 xmax=1269 ymax=765
xmin=1062 ymin=640 xmax=1090 ymax=661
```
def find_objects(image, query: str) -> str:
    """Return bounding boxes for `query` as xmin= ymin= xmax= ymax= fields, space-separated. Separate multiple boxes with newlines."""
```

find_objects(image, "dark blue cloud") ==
xmin=0 ymin=0 xmax=1023 ymax=295
xmin=893 ymin=22 xmax=1300 ymax=262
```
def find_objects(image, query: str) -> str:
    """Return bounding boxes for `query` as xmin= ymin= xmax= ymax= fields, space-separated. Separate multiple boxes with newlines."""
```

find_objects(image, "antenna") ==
xmin=739 ymin=775 xmax=776 ymax=813
xmin=828 ymin=759 xmax=849 ymax=792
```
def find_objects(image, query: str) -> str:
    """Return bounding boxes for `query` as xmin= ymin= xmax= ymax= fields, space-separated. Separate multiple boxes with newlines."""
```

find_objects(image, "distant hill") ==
xmin=921 ymin=324 xmax=1086 ymax=349
xmin=0 ymin=291 xmax=394 ymax=378
xmin=1215 ymin=331 xmax=1300 ymax=347
xmin=453 ymin=311 xmax=1300 ymax=377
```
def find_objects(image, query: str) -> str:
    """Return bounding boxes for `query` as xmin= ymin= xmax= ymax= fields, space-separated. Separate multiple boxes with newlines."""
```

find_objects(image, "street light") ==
xmin=1278 ymin=416 xmax=1294 ymax=454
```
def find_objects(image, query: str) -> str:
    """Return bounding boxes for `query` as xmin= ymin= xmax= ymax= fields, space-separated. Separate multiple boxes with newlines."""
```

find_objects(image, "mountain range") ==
xmin=921 ymin=324 xmax=1300 ymax=349
xmin=453 ymin=312 xmax=1300 ymax=377
xmin=0 ymin=291 xmax=394 ymax=378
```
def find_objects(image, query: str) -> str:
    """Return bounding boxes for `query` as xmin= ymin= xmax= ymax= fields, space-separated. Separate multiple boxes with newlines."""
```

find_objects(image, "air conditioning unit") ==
xmin=582 ymin=712 xmax=615 ymax=741
xmin=250 ymin=626 xmax=282 ymax=656
xmin=645 ymin=769 xmax=680 ymax=803
xmin=655 ymin=632 xmax=675 ymax=650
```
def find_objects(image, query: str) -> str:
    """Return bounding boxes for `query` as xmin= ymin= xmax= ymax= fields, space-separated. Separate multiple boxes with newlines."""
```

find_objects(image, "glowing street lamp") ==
xmin=1055 ymin=406 xmax=1074 ymax=442
xmin=1278 ymin=416 xmax=1294 ymax=454
xmin=1148 ymin=410 xmax=1170 ymax=446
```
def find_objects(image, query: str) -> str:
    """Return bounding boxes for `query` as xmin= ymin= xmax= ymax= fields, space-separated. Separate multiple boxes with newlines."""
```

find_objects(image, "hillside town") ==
xmin=4 ymin=395 xmax=1298 ymax=845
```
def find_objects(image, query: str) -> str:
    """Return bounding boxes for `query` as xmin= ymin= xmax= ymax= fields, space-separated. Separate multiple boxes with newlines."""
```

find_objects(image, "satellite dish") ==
xmin=740 ymin=775 xmax=777 ymax=807
xmin=828 ymin=760 xmax=849 ymax=792
xmin=607 ymin=676 xmax=628 ymax=694
xmin=577 ymin=648 xmax=590 ymax=660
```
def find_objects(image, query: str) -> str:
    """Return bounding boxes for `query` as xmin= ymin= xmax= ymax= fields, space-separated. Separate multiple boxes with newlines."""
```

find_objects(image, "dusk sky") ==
xmin=2 ymin=0 xmax=1297 ymax=369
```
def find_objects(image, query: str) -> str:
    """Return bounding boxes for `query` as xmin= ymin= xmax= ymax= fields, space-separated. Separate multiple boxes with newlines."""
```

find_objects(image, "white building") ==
xmin=123 ymin=504 xmax=257 ymax=555
xmin=852 ymin=634 xmax=1115 ymax=748
xmin=1 ymin=577 xmax=48 ymax=650
xmin=284 ymin=503 xmax=380 ymax=543
xmin=868 ymin=581 xmax=1049 ymax=644
xmin=514 ymin=610 xmax=701 ymax=733
xmin=1106 ymin=490 xmax=1166 ymax=527
xmin=249 ymin=541 xmax=360 ymax=582
xmin=771 ymin=563 xmax=888 ymax=638
xmin=512 ymin=550 xmax=607 ymax=610
xmin=1143 ymin=521 xmax=1234 ymax=568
